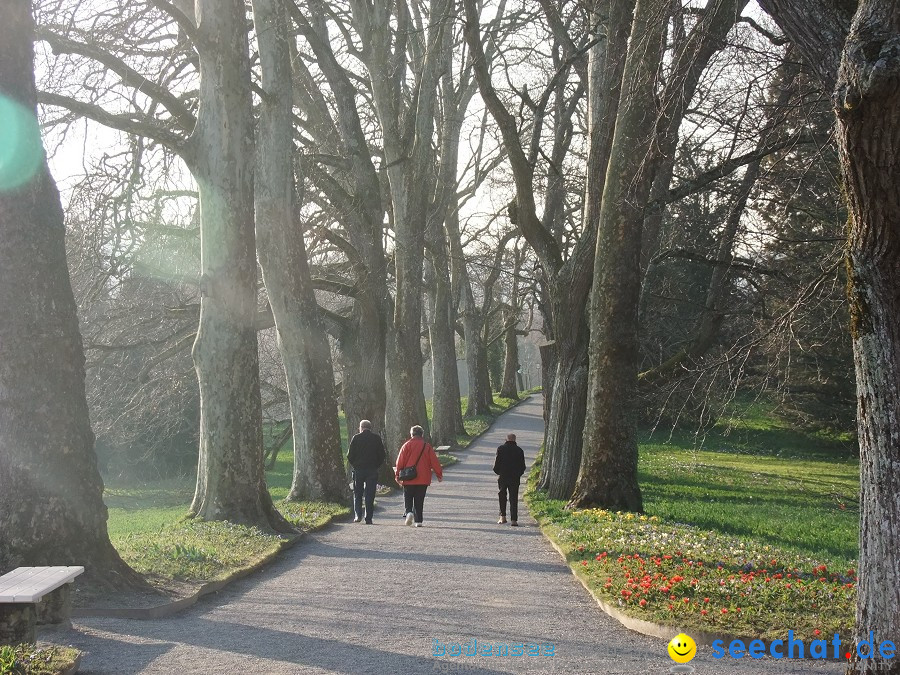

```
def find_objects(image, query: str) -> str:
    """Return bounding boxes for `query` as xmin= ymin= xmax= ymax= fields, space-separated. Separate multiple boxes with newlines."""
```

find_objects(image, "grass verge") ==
xmin=106 ymin=452 xmax=349 ymax=584
xmin=0 ymin=645 xmax=80 ymax=675
xmin=525 ymin=413 xmax=858 ymax=640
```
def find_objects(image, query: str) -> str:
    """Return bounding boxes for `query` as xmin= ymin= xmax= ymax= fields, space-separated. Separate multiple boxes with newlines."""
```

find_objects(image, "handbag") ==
xmin=397 ymin=439 xmax=428 ymax=482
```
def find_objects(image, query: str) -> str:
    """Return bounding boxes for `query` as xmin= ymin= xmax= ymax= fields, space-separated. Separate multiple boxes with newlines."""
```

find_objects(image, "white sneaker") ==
xmin=415 ymin=522 xmax=423 ymax=528
xmin=405 ymin=512 xmax=414 ymax=526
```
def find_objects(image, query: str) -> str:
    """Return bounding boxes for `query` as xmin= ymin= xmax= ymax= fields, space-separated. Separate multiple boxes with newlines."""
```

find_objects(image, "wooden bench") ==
xmin=0 ymin=567 xmax=84 ymax=645
xmin=435 ymin=445 xmax=451 ymax=454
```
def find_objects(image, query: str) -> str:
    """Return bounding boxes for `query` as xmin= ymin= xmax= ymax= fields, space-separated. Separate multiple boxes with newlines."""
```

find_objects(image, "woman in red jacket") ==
xmin=395 ymin=425 xmax=443 ymax=527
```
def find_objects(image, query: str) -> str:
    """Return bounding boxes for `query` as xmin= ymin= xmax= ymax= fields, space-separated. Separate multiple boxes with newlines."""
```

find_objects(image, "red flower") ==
xmin=701 ymin=609 xmax=708 ymax=616
xmin=721 ymin=608 xmax=728 ymax=614
xmin=639 ymin=599 xmax=648 ymax=607
xmin=814 ymin=630 xmax=821 ymax=636
xmin=703 ymin=597 xmax=710 ymax=603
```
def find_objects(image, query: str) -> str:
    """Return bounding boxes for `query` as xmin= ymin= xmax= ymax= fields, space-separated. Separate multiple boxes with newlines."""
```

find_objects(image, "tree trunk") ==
xmin=569 ymin=0 xmax=671 ymax=511
xmin=538 ymin=339 xmax=589 ymax=499
xmin=835 ymin=6 xmax=900 ymax=671
xmin=373 ymin=0 xmax=449 ymax=458
xmin=427 ymin=255 xmax=464 ymax=447
xmin=338 ymin=297 xmax=389 ymax=482
xmin=338 ymin=297 xmax=387 ymax=440
xmin=188 ymin=0 xmax=289 ymax=531
xmin=462 ymin=312 xmax=492 ymax=418
xmin=252 ymin=0 xmax=345 ymax=503
xmin=537 ymin=282 xmax=590 ymax=498
xmin=500 ymin=316 xmax=520 ymax=400
xmin=0 ymin=0 xmax=140 ymax=586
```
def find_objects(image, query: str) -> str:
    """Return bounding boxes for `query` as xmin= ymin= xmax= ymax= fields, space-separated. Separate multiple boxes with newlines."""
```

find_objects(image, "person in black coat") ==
xmin=493 ymin=433 xmax=527 ymax=526
xmin=347 ymin=420 xmax=386 ymax=524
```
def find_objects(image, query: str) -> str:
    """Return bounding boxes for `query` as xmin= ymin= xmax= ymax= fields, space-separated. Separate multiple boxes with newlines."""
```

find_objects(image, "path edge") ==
xmin=72 ymin=526 xmax=322 ymax=620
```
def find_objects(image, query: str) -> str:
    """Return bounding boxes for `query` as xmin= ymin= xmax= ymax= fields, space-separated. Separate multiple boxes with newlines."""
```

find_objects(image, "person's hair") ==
xmin=359 ymin=419 xmax=373 ymax=431
xmin=410 ymin=425 xmax=424 ymax=437
xmin=506 ymin=433 xmax=516 ymax=442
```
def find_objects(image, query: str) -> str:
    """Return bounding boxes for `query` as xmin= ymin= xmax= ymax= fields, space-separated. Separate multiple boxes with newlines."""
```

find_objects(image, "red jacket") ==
xmin=395 ymin=437 xmax=443 ymax=485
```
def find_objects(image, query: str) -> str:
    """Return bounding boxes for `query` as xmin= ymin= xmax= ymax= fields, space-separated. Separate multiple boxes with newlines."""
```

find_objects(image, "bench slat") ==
xmin=0 ymin=566 xmax=84 ymax=603
xmin=0 ymin=567 xmax=46 ymax=593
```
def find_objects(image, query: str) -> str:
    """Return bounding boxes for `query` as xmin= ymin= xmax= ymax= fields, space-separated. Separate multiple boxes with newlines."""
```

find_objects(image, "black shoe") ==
xmin=365 ymin=520 xmax=373 ymax=524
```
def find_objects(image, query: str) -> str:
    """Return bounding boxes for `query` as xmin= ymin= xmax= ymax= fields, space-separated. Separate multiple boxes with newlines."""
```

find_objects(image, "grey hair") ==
xmin=410 ymin=425 xmax=424 ymax=437
xmin=359 ymin=419 xmax=373 ymax=431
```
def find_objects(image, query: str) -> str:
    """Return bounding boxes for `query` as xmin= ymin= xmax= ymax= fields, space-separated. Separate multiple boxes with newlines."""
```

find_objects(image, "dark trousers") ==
xmin=403 ymin=484 xmax=428 ymax=523
xmin=498 ymin=477 xmax=520 ymax=522
xmin=353 ymin=470 xmax=378 ymax=523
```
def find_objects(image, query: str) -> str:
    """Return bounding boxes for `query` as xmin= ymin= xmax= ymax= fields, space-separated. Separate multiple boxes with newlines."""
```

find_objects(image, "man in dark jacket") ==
xmin=493 ymin=433 xmax=527 ymax=526
xmin=348 ymin=420 xmax=386 ymax=524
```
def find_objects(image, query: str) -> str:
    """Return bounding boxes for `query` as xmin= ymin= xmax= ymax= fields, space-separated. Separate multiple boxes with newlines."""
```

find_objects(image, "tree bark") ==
xmin=188 ymin=0 xmax=289 ymax=531
xmin=252 ymin=0 xmax=345 ymax=502
xmin=569 ymin=0 xmax=672 ymax=511
xmin=836 ymin=6 xmax=900 ymax=671
xmin=534 ymin=0 xmax=632 ymax=499
xmin=757 ymin=3 xmax=900 ymax=669
xmin=500 ymin=316 xmax=520 ymax=400
xmin=537 ymin=281 xmax=590 ymax=499
xmin=426 ymin=254 xmax=464 ymax=447
xmin=0 ymin=0 xmax=141 ymax=586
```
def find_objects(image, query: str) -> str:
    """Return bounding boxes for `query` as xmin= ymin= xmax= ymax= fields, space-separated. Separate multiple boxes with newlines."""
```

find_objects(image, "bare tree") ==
xmin=186 ymin=0 xmax=289 ymax=530
xmin=252 ymin=0 xmax=345 ymax=501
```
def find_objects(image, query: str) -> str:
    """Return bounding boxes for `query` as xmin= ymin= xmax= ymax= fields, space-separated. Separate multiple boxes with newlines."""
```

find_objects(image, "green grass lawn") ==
xmin=105 ymin=392 xmax=523 ymax=584
xmin=526 ymin=401 xmax=859 ymax=639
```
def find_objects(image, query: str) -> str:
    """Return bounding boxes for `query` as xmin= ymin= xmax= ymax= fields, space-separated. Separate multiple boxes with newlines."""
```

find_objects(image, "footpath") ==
xmin=49 ymin=397 xmax=841 ymax=673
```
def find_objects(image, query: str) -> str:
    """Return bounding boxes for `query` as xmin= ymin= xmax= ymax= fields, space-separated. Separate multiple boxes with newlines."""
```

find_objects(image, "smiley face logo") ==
xmin=667 ymin=633 xmax=697 ymax=663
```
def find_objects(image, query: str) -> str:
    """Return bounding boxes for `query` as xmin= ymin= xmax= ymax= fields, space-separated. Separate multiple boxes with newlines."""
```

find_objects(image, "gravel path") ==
xmin=49 ymin=396 xmax=844 ymax=674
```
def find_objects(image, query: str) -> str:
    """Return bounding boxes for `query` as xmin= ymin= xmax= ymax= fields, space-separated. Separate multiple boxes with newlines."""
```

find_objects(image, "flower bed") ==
xmin=527 ymin=493 xmax=856 ymax=640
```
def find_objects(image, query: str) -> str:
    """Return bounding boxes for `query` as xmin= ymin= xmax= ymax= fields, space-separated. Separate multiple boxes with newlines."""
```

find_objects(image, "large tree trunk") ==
xmin=538 ymin=345 xmax=588 ymax=499
xmin=338 ymin=297 xmax=390 ymax=483
xmin=536 ymin=0 xmax=632 ymax=499
xmin=537 ymin=284 xmax=590 ymax=499
xmin=188 ymin=0 xmax=289 ymax=531
xmin=836 ymin=6 xmax=900 ymax=672
xmin=426 ymin=258 xmax=464 ymax=447
xmin=462 ymin=312 xmax=492 ymax=417
xmin=252 ymin=0 xmax=345 ymax=502
xmin=339 ymin=303 xmax=387 ymax=438
xmin=499 ymin=315 xmax=520 ymax=400
xmin=0 ymin=0 xmax=140 ymax=586
xmin=751 ymin=3 xmax=900 ymax=667
xmin=569 ymin=0 xmax=671 ymax=511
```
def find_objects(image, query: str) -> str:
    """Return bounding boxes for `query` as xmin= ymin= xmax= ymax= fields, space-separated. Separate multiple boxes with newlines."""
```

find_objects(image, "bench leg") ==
xmin=36 ymin=583 xmax=73 ymax=626
xmin=0 ymin=603 xmax=36 ymax=645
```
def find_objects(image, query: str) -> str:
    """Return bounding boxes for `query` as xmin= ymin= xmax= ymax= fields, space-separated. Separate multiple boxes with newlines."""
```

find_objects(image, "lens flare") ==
xmin=0 ymin=93 xmax=43 ymax=191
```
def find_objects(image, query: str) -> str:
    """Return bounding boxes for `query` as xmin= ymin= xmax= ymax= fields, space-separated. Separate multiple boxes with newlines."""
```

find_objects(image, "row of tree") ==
xmin=1 ymin=1 xmax=897 ymax=670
